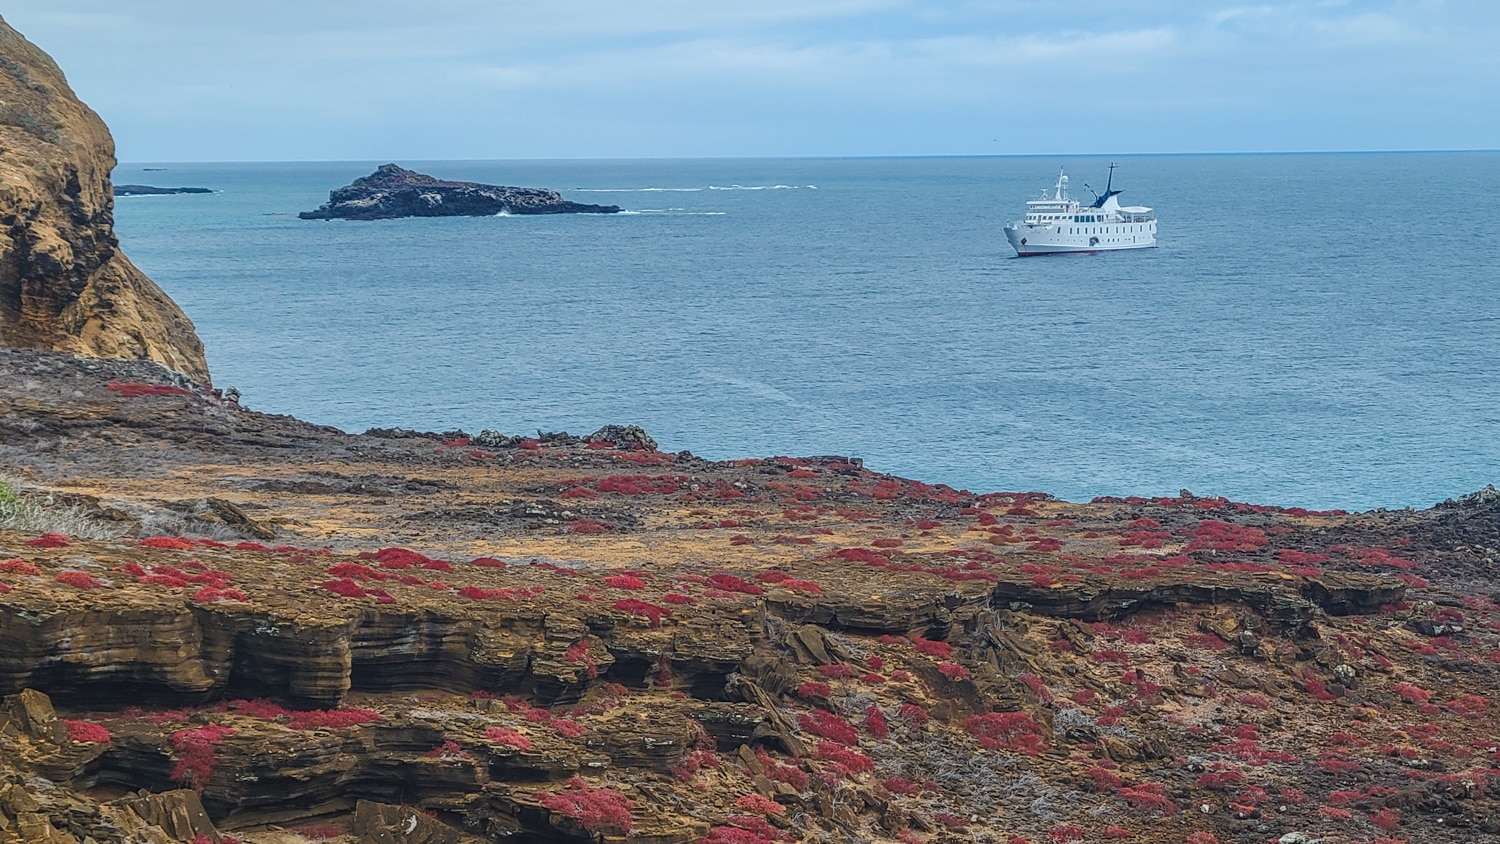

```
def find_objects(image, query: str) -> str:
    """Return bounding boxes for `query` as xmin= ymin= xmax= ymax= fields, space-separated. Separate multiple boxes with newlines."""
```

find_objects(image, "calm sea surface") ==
xmin=111 ymin=153 xmax=1500 ymax=511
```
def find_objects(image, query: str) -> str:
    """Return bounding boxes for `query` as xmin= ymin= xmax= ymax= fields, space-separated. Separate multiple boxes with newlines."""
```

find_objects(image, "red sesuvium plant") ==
xmin=424 ymin=741 xmax=473 ymax=761
xmin=963 ymin=711 xmax=1047 ymax=754
xmin=795 ymin=682 xmax=832 ymax=700
xmin=322 ymin=577 xmax=368 ymax=598
xmin=536 ymin=777 xmax=635 ymax=835
xmin=798 ymin=710 xmax=859 ymax=746
xmin=754 ymin=748 xmax=808 ymax=791
xmin=734 ymin=794 xmax=787 ymax=816
xmin=485 ymin=727 xmax=532 ymax=751
xmin=55 ymin=570 xmax=103 ymax=589
xmin=911 ymin=637 xmax=952 ymax=659
xmin=169 ymin=724 xmax=236 ymax=789
xmin=937 ymin=662 xmax=970 ymax=681
xmin=20 ymin=535 xmax=73 ymax=559
xmin=565 ymin=639 xmax=600 ymax=678
xmin=0 ymin=559 xmax=40 ymax=575
xmin=816 ymin=664 xmax=853 ymax=680
xmin=604 ymin=574 xmax=647 ymax=590
xmin=706 ymin=573 xmax=763 ymax=595
xmin=613 ymin=598 xmax=671 ymax=628
xmin=570 ymin=518 xmax=611 ymax=534
xmin=1116 ymin=781 xmax=1177 ymax=815
xmin=62 ymin=719 xmax=111 ymax=744
xmin=813 ymin=742 xmax=874 ymax=774
xmin=458 ymin=585 xmax=520 ymax=601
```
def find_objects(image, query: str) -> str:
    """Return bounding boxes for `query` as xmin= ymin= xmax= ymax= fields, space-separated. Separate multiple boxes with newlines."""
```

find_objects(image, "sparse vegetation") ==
xmin=0 ymin=479 xmax=121 ymax=540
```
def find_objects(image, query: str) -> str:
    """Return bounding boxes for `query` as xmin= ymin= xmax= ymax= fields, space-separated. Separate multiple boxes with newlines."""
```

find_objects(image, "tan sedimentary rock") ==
xmin=0 ymin=16 xmax=208 ymax=384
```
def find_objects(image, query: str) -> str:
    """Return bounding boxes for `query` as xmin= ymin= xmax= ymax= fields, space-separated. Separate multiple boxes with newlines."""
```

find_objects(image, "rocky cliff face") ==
xmin=0 ymin=17 xmax=209 ymax=385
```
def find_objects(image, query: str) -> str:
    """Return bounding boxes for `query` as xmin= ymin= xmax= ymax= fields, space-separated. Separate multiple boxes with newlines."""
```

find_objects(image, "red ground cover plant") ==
xmin=0 ymin=559 xmax=40 ymax=575
xmin=734 ymin=794 xmax=786 ymax=816
xmin=963 ymin=711 xmax=1047 ymax=754
xmin=62 ymin=719 xmax=111 ymax=743
xmin=707 ymin=573 xmax=763 ymax=595
xmin=485 ymin=727 xmax=532 ymax=750
xmin=815 ymin=664 xmax=853 ymax=680
xmin=798 ymin=710 xmax=859 ymax=746
xmin=795 ymin=682 xmax=831 ymax=700
xmin=1116 ymin=781 xmax=1177 ymax=815
xmin=813 ymin=742 xmax=874 ymax=774
xmin=604 ymin=574 xmax=647 ymax=590
xmin=937 ymin=662 xmax=970 ymax=681
xmin=137 ymin=536 xmax=197 ymax=551
xmin=55 ymin=570 xmax=103 ymax=589
xmin=26 ymin=533 xmax=70 ymax=548
xmin=458 ymin=586 xmax=520 ymax=600
xmin=536 ymin=777 xmax=635 ymax=835
xmin=570 ymin=518 xmax=610 ymax=534
xmin=105 ymin=381 xmax=195 ymax=398
xmin=910 ymin=637 xmax=952 ymax=659
xmin=326 ymin=562 xmax=387 ymax=582
xmin=169 ymin=724 xmax=236 ymax=789
xmin=613 ymin=598 xmax=671 ymax=628
xmin=897 ymin=703 xmax=929 ymax=728
xmin=322 ymin=578 xmax=368 ymax=598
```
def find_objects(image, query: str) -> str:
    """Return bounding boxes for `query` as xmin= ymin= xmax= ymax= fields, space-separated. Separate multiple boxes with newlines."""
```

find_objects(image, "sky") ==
xmin=2 ymin=1 xmax=1496 ymax=161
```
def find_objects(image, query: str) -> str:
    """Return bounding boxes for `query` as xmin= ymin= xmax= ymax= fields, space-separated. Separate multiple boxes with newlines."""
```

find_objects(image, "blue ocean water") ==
xmin=111 ymin=153 xmax=1500 ymax=511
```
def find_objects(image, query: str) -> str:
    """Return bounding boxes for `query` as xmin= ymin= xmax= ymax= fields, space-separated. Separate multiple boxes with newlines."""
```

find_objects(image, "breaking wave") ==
xmin=572 ymin=187 xmax=704 ymax=193
xmin=571 ymin=184 xmax=816 ymax=192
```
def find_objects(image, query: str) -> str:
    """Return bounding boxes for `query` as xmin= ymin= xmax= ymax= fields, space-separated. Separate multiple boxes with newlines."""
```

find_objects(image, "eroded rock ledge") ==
xmin=299 ymin=165 xmax=622 ymax=220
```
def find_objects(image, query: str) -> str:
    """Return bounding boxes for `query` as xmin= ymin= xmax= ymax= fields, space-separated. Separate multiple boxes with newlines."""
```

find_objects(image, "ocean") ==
xmin=111 ymin=152 xmax=1500 ymax=512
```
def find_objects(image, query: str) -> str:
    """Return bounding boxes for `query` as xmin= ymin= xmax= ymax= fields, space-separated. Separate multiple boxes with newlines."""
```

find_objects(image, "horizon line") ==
xmin=116 ymin=147 xmax=1500 ymax=166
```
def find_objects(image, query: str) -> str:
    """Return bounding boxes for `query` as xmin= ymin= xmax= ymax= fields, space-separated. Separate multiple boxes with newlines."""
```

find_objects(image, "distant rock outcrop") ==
xmin=113 ymin=185 xmax=213 ymax=196
xmin=0 ymin=16 xmax=210 ymax=384
xmin=299 ymin=163 xmax=622 ymax=220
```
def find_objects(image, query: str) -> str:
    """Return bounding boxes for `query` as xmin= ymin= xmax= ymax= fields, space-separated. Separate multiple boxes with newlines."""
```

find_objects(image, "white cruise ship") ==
xmin=1003 ymin=164 xmax=1156 ymax=256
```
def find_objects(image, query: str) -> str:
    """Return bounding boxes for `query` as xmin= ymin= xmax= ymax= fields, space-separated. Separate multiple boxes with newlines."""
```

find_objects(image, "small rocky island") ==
xmin=299 ymin=163 xmax=622 ymax=220
xmin=113 ymin=185 xmax=213 ymax=196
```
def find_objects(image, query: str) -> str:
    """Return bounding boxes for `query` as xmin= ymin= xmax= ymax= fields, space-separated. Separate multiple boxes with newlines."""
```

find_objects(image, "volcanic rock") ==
xmin=298 ymin=164 xmax=622 ymax=220
xmin=0 ymin=17 xmax=209 ymax=384
xmin=112 ymin=185 xmax=213 ymax=196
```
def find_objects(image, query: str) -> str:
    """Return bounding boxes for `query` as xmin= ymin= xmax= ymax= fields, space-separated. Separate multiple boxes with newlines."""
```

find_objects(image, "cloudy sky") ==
xmin=3 ymin=1 xmax=1495 ymax=161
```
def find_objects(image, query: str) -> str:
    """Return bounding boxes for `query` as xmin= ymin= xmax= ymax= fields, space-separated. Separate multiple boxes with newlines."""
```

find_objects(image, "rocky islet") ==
xmin=299 ymin=164 xmax=622 ymax=221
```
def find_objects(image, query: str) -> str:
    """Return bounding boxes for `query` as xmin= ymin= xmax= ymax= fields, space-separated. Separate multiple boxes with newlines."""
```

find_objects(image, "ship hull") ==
xmin=1004 ymin=222 xmax=1157 ymax=257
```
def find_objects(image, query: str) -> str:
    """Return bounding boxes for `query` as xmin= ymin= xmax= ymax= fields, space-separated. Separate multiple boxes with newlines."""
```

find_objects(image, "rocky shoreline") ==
xmin=6 ymin=346 xmax=1500 ymax=844
xmin=299 ymin=164 xmax=622 ymax=220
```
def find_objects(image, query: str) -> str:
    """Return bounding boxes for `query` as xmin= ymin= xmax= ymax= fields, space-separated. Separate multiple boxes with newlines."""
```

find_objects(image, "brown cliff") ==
xmin=0 ymin=17 xmax=208 ymax=385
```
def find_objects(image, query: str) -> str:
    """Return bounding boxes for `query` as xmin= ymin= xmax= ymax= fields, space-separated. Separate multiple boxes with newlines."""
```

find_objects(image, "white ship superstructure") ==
xmin=1003 ymin=164 xmax=1156 ymax=256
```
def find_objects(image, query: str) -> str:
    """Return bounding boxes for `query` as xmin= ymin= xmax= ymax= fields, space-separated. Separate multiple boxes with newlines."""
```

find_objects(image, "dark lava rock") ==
xmin=113 ymin=185 xmax=214 ymax=195
xmin=298 ymin=164 xmax=621 ymax=220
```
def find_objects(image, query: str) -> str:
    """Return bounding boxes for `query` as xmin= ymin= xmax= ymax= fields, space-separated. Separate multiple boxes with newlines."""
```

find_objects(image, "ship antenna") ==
xmin=1106 ymin=161 xmax=1116 ymax=194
